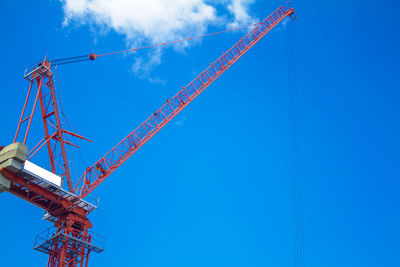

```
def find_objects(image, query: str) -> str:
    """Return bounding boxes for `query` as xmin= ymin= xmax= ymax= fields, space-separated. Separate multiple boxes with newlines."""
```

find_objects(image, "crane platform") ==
xmin=19 ymin=163 xmax=99 ymax=213
xmin=24 ymin=57 xmax=53 ymax=81
xmin=0 ymin=143 xmax=99 ymax=215
xmin=34 ymin=226 xmax=104 ymax=255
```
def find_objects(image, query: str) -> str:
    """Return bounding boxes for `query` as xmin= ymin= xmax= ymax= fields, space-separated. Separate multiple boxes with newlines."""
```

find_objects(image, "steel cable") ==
xmin=286 ymin=11 xmax=305 ymax=267
xmin=50 ymin=21 xmax=262 ymax=65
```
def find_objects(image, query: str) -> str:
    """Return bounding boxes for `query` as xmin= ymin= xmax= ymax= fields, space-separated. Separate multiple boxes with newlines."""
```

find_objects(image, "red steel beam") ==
xmin=0 ymin=168 xmax=88 ymax=218
xmin=75 ymin=6 xmax=295 ymax=198
xmin=14 ymin=59 xmax=92 ymax=193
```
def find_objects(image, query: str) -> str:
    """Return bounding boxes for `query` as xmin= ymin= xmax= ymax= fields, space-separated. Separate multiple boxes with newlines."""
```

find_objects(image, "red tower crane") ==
xmin=0 ymin=6 xmax=295 ymax=267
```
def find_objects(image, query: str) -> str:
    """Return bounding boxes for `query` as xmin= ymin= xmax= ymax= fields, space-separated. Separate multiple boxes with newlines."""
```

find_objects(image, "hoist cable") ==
xmin=286 ymin=12 xmax=305 ymax=267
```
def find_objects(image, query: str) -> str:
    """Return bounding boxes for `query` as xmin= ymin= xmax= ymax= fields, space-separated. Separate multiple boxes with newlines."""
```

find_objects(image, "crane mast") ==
xmin=0 ymin=5 xmax=295 ymax=267
xmin=75 ymin=5 xmax=295 ymax=198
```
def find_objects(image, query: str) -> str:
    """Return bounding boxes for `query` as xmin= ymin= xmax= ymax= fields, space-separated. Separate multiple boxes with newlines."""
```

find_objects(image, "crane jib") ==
xmin=74 ymin=6 xmax=295 ymax=198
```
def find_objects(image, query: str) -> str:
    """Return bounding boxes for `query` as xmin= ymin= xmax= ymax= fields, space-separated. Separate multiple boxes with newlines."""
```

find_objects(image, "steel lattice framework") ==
xmin=74 ymin=6 xmax=295 ymax=198
xmin=0 ymin=5 xmax=295 ymax=267
xmin=14 ymin=60 xmax=91 ymax=192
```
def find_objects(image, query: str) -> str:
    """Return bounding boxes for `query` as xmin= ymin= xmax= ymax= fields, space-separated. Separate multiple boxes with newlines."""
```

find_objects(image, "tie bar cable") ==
xmin=51 ymin=21 xmax=262 ymax=65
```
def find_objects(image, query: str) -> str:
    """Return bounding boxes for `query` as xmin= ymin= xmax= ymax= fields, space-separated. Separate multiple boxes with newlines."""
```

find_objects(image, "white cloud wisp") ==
xmin=61 ymin=0 xmax=256 ymax=80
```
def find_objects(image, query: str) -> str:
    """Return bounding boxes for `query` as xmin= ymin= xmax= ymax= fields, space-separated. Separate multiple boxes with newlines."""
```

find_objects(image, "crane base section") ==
xmin=34 ymin=218 xmax=104 ymax=267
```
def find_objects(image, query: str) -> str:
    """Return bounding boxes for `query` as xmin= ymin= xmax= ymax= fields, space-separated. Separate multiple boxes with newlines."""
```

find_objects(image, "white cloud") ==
xmin=227 ymin=0 xmax=256 ymax=28
xmin=61 ymin=0 xmax=256 ymax=79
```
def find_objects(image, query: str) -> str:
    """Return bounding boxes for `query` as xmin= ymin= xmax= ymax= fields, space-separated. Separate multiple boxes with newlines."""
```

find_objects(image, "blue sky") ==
xmin=1 ymin=0 xmax=399 ymax=267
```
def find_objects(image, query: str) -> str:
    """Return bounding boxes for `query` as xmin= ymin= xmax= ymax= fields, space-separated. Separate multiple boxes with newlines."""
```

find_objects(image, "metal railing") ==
xmin=34 ymin=226 xmax=105 ymax=254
